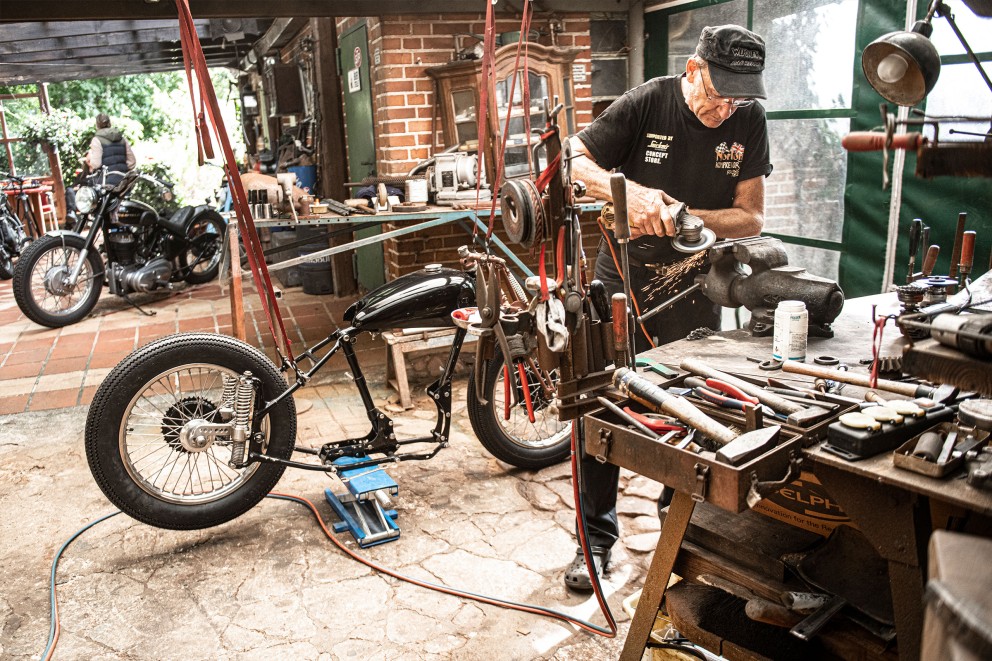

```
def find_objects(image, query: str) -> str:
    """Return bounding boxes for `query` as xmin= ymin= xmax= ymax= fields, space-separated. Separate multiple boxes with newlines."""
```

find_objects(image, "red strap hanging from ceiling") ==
xmin=174 ymin=0 xmax=295 ymax=365
xmin=473 ymin=0 xmax=535 ymax=242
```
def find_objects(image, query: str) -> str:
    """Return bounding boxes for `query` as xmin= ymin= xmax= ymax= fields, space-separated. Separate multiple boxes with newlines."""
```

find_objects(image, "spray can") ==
xmin=772 ymin=300 xmax=808 ymax=362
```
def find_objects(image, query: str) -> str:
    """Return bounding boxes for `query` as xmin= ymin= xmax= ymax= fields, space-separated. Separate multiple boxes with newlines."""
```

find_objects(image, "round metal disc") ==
xmin=672 ymin=227 xmax=717 ymax=254
xmin=959 ymin=399 xmax=992 ymax=431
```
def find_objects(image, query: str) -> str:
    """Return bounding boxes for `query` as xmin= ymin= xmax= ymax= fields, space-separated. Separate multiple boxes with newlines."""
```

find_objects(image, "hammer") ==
xmin=782 ymin=361 xmax=959 ymax=402
xmin=614 ymin=367 xmax=780 ymax=466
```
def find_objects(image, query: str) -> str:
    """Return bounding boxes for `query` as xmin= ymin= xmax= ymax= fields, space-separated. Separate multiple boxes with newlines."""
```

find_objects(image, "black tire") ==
xmin=467 ymin=346 xmax=571 ymax=469
xmin=182 ymin=211 xmax=225 ymax=284
xmin=0 ymin=244 xmax=12 ymax=280
xmin=85 ymin=332 xmax=297 ymax=530
xmin=13 ymin=233 xmax=103 ymax=328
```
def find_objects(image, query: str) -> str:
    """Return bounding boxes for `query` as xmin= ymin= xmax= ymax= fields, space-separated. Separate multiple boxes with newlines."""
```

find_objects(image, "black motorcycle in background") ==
xmin=12 ymin=169 xmax=227 ymax=327
xmin=0 ymin=175 xmax=34 ymax=279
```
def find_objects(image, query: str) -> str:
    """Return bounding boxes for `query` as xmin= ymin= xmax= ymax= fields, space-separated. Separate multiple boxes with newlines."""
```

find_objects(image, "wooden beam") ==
xmin=312 ymin=17 xmax=355 ymax=296
xmin=0 ymin=22 xmax=212 ymax=56
xmin=0 ymin=0 xmax=621 ymax=21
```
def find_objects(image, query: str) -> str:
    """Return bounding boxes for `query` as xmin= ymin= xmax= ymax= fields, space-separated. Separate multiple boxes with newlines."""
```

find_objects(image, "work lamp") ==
xmin=862 ymin=0 xmax=992 ymax=106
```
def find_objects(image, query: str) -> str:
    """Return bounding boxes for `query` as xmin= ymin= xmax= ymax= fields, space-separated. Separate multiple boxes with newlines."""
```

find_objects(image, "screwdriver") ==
xmin=907 ymin=218 xmax=923 ymax=283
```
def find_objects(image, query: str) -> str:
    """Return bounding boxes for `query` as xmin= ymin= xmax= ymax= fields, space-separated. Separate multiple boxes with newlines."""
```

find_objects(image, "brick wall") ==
xmin=333 ymin=14 xmax=598 ymax=285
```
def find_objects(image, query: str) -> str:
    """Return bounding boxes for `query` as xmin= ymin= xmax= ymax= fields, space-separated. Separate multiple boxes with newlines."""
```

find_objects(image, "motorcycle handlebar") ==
xmin=842 ymin=132 xmax=924 ymax=152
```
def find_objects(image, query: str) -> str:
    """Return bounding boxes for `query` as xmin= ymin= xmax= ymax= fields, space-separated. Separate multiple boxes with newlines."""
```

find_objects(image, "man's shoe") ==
xmin=564 ymin=546 xmax=611 ymax=592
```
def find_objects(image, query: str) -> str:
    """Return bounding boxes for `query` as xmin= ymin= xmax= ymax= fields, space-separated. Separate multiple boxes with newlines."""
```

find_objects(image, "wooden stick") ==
xmin=228 ymin=223 xmax=246 ymax=342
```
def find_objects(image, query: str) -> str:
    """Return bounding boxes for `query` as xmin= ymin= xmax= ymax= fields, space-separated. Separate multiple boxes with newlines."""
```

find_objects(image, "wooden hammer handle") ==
xmin=782 ymin=360 xmax=920 ymax=397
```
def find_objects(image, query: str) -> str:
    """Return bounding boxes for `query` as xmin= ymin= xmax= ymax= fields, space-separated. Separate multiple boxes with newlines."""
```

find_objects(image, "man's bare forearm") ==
xmin=693 ymin=207 xmax=763 ymax=239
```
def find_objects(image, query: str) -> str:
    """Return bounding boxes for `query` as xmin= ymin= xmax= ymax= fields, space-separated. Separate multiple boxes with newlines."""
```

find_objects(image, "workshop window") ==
xmin=752 ymin=0 xmax=858 ymax=113
xmin=590 ymin=16 xmax=630 ymax=119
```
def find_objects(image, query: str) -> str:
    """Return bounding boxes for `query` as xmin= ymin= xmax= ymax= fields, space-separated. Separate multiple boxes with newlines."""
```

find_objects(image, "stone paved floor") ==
xmin=0 ymin=274 xmax=665 ymax=660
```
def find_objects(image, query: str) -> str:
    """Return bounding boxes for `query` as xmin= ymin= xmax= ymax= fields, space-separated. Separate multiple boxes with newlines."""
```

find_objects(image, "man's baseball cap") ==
xmin=695 ymin=25 xmax=767 ymax=100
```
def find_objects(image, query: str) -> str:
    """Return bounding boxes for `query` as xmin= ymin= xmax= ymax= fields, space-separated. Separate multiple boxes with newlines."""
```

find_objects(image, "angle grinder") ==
xmin=600 ymin=200 xmax=716 ymax=253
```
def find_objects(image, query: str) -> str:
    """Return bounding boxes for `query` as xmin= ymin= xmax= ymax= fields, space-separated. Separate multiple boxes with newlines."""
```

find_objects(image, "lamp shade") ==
xmin=862 ymin=26 xmax=941 ymax=106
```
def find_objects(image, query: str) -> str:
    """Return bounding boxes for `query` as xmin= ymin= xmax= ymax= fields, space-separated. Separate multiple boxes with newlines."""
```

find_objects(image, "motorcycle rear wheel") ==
xmin=181 ymin=211 xmax=225 ymax=284
xmin=85 ymin=333 xmax=297 ymax=530
xmin=467 ymin=346 xmax=571 ymax=469
xmin=13 ymin=233 xmax=103 ymax=327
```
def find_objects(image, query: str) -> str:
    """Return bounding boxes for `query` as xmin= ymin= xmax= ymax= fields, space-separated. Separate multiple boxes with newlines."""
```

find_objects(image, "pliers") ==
xmin=622 ymin=407 xmax=687 ymax=435
xmin=685 ymin=377 xmax=787 ymax=420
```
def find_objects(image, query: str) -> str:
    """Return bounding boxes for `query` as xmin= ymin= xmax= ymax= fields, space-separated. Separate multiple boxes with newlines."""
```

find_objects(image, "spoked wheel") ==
xmin=467 ymin=346 xmax=571 ymax=469
xmin=12 ymin=233 xmax=103 ymax=327
xmin=181 ymin=211 xmax=226 ymax=284
xmin=85 ymin=333 xmax=296 ymax=530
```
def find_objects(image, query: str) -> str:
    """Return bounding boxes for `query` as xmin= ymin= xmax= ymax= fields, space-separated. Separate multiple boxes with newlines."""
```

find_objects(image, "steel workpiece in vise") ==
xmin=696 ymin=236 xmax=845 ymax=337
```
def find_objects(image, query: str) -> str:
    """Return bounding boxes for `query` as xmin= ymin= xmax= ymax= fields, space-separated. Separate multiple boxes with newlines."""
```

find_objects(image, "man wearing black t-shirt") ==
xmin=563 ymin=25 xmax=773 ymax=591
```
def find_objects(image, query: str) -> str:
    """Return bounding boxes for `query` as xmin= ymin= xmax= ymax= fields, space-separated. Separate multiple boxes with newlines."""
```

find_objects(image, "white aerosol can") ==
xmin=772 ymin=300 xmax=808 ymax=361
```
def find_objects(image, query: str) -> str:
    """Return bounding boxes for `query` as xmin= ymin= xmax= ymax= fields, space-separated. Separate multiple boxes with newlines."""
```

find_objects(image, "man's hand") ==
xmin=626 ymin=183 xmax=679 ymax=239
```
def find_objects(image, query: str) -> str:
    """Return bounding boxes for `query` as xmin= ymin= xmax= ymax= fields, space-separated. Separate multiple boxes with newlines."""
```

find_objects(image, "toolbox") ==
xmin=585 ymin=404 xmax=803 ymax=513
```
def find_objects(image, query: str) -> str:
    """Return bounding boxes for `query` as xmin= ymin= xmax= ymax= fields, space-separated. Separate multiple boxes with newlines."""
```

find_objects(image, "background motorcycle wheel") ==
xmin=181 ymin=211 xmax=226 ymax=284
xmin=0 ymin=244 xmax=12 ymax=279
xmin=467 ymin=346 xmax=571 ymax=469
xmin=13 ymin=233 xmax=103 ymax=327
xmin=85 ymin=332 xmax=297 ymax=530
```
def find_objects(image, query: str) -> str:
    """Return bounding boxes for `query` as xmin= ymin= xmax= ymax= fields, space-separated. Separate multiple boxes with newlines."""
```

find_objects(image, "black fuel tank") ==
xmin=117 ymin=199 xmax=158 ymax=227
xmin=344 ymin=265 xmax=475 ymax=332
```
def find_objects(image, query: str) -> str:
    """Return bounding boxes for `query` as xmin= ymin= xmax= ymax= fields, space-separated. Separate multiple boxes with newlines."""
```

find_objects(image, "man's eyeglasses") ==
xmin=704 ymin=93 xmax=755 ymax=108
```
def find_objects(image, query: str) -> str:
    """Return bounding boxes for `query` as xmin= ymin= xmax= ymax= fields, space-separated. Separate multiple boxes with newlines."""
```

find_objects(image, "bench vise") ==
xmin=696 ymin=237 xmax=845 ymax=337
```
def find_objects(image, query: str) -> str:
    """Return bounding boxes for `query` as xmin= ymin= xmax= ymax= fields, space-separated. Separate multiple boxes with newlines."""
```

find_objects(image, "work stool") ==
xmin=383 ymin=328 xmax=476 ymax=409
xmin=39 ymin=191 xmax=58 ymax=233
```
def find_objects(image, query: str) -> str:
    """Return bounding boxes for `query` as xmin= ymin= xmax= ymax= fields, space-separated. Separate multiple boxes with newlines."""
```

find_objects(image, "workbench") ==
xmin=593 ymin=292 xmax=992 ymax=661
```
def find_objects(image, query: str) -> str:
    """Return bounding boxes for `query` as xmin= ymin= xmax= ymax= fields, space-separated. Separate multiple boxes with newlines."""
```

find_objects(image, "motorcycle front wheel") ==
xmin=181 ymin=211 xmax=225 ymax=284
xmin=467 ymin=346 xmax=571 ymax=470
xmin=85 ymin=333 xmax=297 ymax=530
xmin=13 ymin=233 xmax=103 ymax=327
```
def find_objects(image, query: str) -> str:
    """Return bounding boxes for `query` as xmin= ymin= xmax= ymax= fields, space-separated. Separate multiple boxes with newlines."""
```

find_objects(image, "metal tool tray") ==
xmin=893 ymin=421 xmax=990 ymax=478
xmin=584 ymin=405 xmax=803 ymax=513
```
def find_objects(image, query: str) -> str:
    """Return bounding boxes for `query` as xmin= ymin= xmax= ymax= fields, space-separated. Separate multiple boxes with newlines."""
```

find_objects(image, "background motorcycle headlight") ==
xmin=75 ymin=186 xmax=98 ymax=214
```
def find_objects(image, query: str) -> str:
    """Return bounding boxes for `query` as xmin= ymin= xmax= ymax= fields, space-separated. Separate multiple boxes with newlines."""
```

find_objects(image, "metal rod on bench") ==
xmin=610 ymin=173 xmax=637 ymax=361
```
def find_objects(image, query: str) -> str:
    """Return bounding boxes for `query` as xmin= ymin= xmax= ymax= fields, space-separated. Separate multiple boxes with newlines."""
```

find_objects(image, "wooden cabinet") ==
xmin=427 ymin=43 xmax=581 ymax=183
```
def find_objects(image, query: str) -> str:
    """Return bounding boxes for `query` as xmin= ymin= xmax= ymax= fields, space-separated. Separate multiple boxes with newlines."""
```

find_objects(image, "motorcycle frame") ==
xmin=246 ymin=320 xmax=471 ymax=475
xmin=238 ymin=103 xmax=580 ymax=478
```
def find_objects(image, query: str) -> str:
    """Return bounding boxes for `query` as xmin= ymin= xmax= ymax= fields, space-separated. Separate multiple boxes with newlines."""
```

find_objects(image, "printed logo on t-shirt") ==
xmin=643 ymin=132 xmax=673 ymax=165
xmin=714 ymin=142 xmax=745 ymax=177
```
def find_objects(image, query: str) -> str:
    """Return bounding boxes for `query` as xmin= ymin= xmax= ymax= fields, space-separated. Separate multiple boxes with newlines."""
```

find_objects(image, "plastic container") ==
xmin=772 ymin=300 xmax=808 ymax=361
xmin=298 ymin=249 xmax=333 ymax=295
xmin=269 ymin=230 xmax=301 ymax=288
xmin=405 ymin=178 xmax=428 ymax=204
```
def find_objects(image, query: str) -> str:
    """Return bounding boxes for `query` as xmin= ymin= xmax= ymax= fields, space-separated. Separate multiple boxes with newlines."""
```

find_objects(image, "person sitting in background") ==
xmin=84 ymin=113 xmax=135 ymax=186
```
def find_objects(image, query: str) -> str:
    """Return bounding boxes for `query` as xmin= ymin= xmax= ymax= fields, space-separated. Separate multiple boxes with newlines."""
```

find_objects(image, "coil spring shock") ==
xmin=228 ymin=371 xmax=254 ymax=467
xmin=221 ymin=374 xmax=238 ymax=408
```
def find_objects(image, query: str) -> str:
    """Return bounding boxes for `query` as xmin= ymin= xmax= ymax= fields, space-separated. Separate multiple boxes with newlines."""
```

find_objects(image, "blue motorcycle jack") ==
xmin=324 ymin=456 xmax=400 ymax=548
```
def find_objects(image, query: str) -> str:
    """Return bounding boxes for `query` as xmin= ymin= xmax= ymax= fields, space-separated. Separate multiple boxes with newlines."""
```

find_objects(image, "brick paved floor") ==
xmin=0 ymin=275 xmax=385 ymax=415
